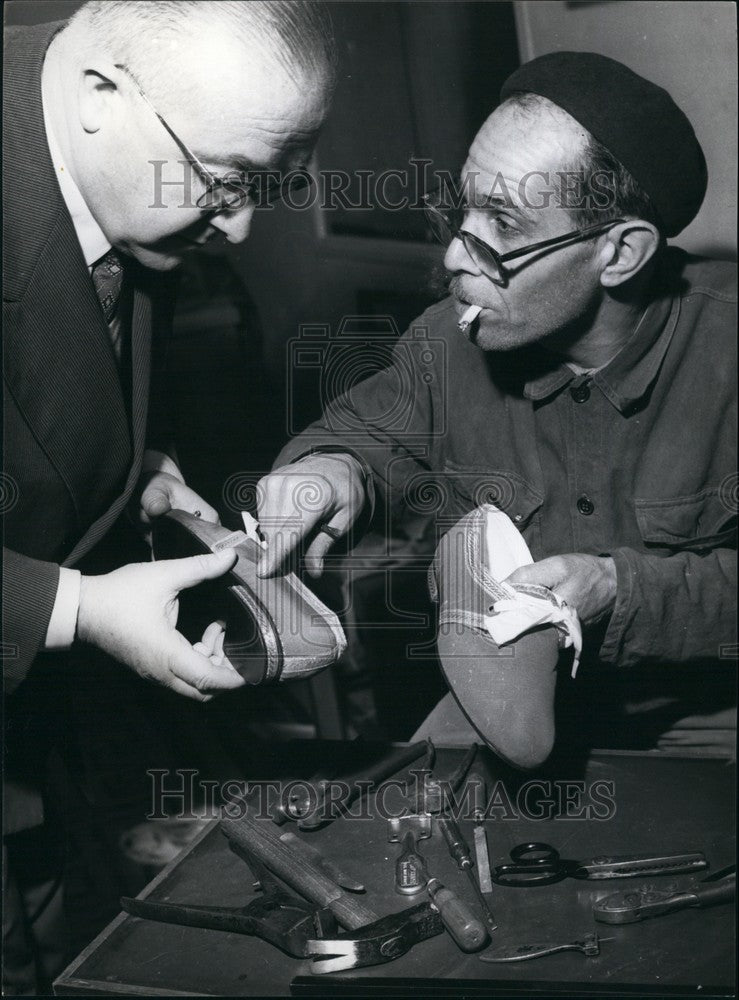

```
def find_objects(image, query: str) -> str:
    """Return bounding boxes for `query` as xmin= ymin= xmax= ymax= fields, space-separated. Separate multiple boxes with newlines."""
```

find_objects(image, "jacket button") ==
xmin=570 ymin=383 xmax=591 ymax=403
xmin=577 ymin=495 xmax=595 ymax=515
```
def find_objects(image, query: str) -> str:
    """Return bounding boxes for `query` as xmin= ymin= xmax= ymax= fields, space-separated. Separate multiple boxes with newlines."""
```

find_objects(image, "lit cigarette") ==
xmin=458 ymin=304 xmax=482 ymax=332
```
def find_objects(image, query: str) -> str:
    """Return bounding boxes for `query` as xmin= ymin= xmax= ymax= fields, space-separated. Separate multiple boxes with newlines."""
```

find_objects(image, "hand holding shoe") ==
xmin=505 ymin=554 xmax=617 ymax=626
xmin=256 ymin=454 xmax=366 ymax=578
xmin=77 ymin=552 xmax=246 ymax=701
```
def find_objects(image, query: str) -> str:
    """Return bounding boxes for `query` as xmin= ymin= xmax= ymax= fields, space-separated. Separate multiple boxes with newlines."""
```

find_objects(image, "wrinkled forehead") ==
xmin=461 ymin=100 xmax=587 ymax=205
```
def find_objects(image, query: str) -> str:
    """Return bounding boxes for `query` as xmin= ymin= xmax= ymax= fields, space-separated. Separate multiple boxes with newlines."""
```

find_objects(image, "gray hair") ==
xmin=69 ymin=0 xmax=336 ymax=100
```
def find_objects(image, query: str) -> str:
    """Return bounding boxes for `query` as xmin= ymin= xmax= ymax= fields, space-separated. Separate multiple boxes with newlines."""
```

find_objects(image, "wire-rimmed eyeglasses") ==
xmin=116 ymin=64 xmax=312 ymax=214
xmin=424 ymin=193 xmax=624 ymax=288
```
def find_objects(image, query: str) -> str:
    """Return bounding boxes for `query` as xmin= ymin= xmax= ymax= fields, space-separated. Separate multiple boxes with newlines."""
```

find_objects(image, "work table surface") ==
xmin=54 ymin=744 xmax=736 ymax=997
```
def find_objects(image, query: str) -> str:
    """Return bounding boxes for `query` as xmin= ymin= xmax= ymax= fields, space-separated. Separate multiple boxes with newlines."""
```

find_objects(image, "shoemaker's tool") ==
xmin=492 ymin=842 xmax=708 ymax=887
xmin=480 ymin=932 xmax=611 ymax=963
xmin=437 ymin=815 xmax=497 ymax=932
xmin=271 ymin=741 xmax=430 ymax=830
xmin=386 ymin=818 xmax=487 ymax=951
xmin=468 ymin=771 xmax=493 ymax=894
xmin=389 ymin=827 xmax=431 ymax=896
xmin=123 ymin=843 xmax=443 ymax=973
xmin=305 ymin=901 xmax=444 ymax=973
xmin=121 ymin=843 xmax=338 ymax=958
xmin=425 ymin=877 xmax=489 ymax=953
xmin=278 ymin=831 xmax=365 ymax=893
xmin=221 ymin=815 xmax=379 ymax=930
xmin=422 ymin=741 xmax=479 ymax=815
xmin=593 ymin=867 xmax=736 ymax=924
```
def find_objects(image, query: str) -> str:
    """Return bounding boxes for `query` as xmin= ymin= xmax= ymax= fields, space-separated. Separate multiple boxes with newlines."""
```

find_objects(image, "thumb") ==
xmin=165 ymin=549 xmax=238 ymax=591
xmin=504 ymin=560 xmax=560 ymax=590
xmin=141 ymin=485 xmax=172 ymax=519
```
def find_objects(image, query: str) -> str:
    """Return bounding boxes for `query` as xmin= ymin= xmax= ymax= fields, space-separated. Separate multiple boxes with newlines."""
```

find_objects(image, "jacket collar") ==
xmin=524 ymin=249 xmax=683 ymax=413
xmin=3 ymin=21 xmax=70 ymax=302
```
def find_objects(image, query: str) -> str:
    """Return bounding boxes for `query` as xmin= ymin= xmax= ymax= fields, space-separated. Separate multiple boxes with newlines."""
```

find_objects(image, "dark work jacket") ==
xmin=277 ymin=249 xmax=737 ymax=669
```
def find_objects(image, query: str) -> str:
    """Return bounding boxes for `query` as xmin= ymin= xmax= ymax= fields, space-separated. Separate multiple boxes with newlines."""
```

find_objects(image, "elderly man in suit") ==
xmin=2 ymin=1 xmax=334 ymax=991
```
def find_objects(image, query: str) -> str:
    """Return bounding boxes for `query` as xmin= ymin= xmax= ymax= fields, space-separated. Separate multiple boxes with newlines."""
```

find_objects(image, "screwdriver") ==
xmin=438 ymin=815 xmax=498 ymax=932
xmin=426 ymin=876 xmax=488 ymax=952
xmin=390 ymin=832 xmax=488 ymax=951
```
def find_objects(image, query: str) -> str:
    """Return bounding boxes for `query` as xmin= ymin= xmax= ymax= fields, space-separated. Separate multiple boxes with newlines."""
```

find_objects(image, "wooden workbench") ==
xmin=54 ymin=745 xmax=736 ymax=997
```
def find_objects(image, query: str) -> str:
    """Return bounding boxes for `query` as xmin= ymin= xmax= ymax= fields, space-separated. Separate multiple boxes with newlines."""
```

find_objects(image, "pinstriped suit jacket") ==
xmin=2 ymin=21 xmax=177 ymax=695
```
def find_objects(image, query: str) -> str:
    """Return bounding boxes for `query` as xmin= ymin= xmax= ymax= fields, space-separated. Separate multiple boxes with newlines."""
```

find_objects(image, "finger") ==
xmin=165 ymin=675 xmax=213 ymax=702
xmin=163 ymin=549 xmax=238 ymax=591
xmin=303 ymin=532 xmax=333 ymax=579
xmin=258 ymin=519 xmax=317 ymax=578
xmin=167 ymin=631 xmax=246 ymax=691
xmin=173 ymin=485 xmax=220 ymax=525
xmin=200 ymin=620 xmax=226 ymax=653
xmin=140 ymin=485 xmax=171 ymax=523
xmin=504 ymin=559 xmax=562 ymax=590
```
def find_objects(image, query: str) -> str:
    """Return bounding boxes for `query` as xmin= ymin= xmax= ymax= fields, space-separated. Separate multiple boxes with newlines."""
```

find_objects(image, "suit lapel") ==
xmin=3 ymin=22 xmax=148 ymax=558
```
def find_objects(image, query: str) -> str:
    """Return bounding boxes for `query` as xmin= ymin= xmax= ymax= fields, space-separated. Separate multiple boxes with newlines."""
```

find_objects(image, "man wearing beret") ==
xmin=255 ymin=52 xmax=736 ymax=757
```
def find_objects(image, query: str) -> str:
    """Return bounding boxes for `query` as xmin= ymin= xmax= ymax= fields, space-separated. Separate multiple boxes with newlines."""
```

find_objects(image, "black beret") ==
xmin=500 ymin=51 xmax=707 ymax=237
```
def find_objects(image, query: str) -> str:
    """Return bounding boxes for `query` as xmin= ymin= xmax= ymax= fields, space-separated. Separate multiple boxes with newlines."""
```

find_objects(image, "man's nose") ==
xmin=444 ymin=234 xmax=482 ymax=276
xmin=209 ymin=203 xmax=256 ymax=244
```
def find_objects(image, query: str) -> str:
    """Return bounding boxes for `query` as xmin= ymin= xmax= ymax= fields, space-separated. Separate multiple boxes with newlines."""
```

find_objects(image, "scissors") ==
xmin=492 ymin=842 xmax=707 ymax=887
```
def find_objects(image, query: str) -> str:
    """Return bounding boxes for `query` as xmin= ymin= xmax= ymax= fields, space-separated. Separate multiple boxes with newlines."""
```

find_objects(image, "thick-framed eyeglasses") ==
xmin=424 ymin=194 xmax=624 ymax=288
xmin=116 ymin=64 xmax=312 ymax=213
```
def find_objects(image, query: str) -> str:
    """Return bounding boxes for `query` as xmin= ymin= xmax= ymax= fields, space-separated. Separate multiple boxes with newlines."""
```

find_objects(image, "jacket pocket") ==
xmin=634 ymin=487 xmax=737 ymax=551
xmin=440 ymin=462 xmax=544 ymax=528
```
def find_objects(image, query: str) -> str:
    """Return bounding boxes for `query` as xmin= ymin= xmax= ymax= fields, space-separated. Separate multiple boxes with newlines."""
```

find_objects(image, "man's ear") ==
xmin=78 ymin=65 xmax=122 ymax=134
xmin=598 ymin=220 xmax=661 ymax=288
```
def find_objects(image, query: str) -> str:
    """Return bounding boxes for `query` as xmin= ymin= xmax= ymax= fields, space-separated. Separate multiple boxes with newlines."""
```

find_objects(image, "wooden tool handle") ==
xmin=220 ymin=815 xmax=379 ymax=931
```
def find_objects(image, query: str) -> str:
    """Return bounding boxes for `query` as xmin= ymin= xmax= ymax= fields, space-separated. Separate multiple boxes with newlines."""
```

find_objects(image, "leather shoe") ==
xmin=428 ymin=504 xmax=560 ymax=769
xmin=152 ymin=510 xmax=346 ymax=684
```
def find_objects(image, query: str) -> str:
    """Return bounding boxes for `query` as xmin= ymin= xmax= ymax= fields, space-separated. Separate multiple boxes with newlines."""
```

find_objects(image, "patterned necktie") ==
xmin=91 ymin=248 xmax=125 ymax=324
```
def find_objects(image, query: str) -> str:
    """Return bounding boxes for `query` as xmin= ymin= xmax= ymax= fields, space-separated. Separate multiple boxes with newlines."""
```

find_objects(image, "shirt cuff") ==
xmin=142 ymin=448 xmax=185 ymax=484
xmin=44 ymin=567 xmax=82 ymax=650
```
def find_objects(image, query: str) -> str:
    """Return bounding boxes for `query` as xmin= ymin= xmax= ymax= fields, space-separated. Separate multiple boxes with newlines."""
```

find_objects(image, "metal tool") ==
xmin=121 ymin=842 xmax=338 ymax=958
xmin=387 ymin=810 xmax=487 ymax=951
xmin=221 ymin=815 xmax=379 ymax=930
xmin=122 ymin=842 xmax=444 ymax=973
xmin=492 ymin=842 xmax=708 ymax=887
xmin=386 ymin=824 xmax=487 ymax=951
xmin=593 ymin=868 xmax=736 ymax=924
xmin=438 ymin=815 xmax=497 ymax=932
xmin=306 ymin=901 xmax=444 ymax=973
xmin=390 ymin=830 xmax=429 ymax=896
xmin=422 ymin=742 xmax=478 ymax=816
xmin=468 ymin=771 xmax=493 ymax=896
xmin=480 ymin=932 xmax=608 ymax=963
xmin=425 ymin=877 xmax=488 ymax=953
xmin=271 ymin=742 xmax=430 ymax=830
xmin=278 ymin=831 xmax=365 ymax=893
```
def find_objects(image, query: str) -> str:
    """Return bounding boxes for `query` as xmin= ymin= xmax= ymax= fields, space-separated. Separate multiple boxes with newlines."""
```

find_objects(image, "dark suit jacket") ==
xmin=3 ymin=21 xmax=176 ymax=694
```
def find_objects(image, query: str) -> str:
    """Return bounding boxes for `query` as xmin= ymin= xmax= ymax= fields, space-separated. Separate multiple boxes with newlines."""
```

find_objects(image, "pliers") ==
xmin=121 ymin=839 xmax=444 ymax=974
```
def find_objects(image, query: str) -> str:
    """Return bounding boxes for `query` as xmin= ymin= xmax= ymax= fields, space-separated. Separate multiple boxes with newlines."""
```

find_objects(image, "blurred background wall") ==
xmin=515 ymin=0 xmax=737 ymax=260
